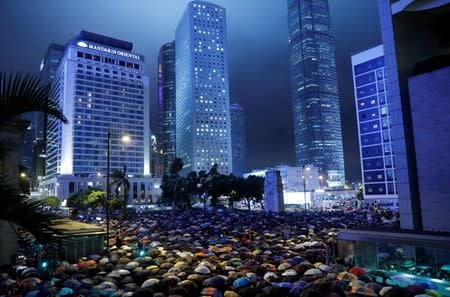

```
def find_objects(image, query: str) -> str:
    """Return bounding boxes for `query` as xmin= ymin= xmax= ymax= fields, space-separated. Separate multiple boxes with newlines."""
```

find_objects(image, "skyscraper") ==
xmin=352 ymin=45 xmax=398 ymax=209
xmin=378 ymin=0 xmax=450 ymax=231
xmin=32 ymin=43 xmax=65 ymax=187
xmin=45 ymin=31 xmax=150 ymax=180
xmin=175 ymin=1 xmax=232 ymax=175
xmin=230 ymin=103 xmax=247 ymax=177
xmin=287 ymin=0 xmax=345 ymax=188
xmin=157 ymin=41 xmax=176 ymax=176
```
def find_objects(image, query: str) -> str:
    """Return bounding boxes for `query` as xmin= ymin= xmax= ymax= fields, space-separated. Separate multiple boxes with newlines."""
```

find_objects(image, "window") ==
xmin=77 ymin=51 xmax=83 ymax=58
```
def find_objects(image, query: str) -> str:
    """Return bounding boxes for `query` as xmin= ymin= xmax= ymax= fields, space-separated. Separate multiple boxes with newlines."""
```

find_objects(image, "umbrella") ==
xmin=390 ymin=274 xmax=415 ymax=284
xmin=62 ymin=278 xmax=80 ymax=288
xmin=58 ymin=288 xmax=73 ymax=296
xmin=203 ymin=276 xmax=226 ymax=290
xmin=349 ymin=280 xmax=366 ymax=288
xmin=440 ymin=264 xmax=450 ymax=271
xmin=349 ymin=266 xmax=366 ymax=277
xmin=25 ymin=290 xmax=40 ymax=297
xmin=141 ymin=278 xmax=159 ymax=288
xmin=233 ymin=277 xmax=251 ymax=290
xmin=337 ymin=272 xmax=358 ymax=282
xmin=194 ymin=265 xmax=211 ymax=275
xmin=351 ymin=285 xmax=377 ymax=297
xmin=425 ymin=290 xmax=442 ymax=297
xmin=278 ymin=262 xmax=291 ymax=271
xmin=125 ymin=261 xmax=139 ymax=270
xmin=366 ymin=282 xmax=384 ymax=294
xmin=405 ymin=285 xmax=425 ymax=295
xmin=304 ymin=268 xmax=323 ymax=276
xmin=415 ymin=280 xmax=439 ymax=290
xmin=379 ymin=286 xmax=393 ymax=296
xmin=282 ymin=269 xmax=298 ymax=276
xmin=329 ymin=263 xmax=346 ymax=273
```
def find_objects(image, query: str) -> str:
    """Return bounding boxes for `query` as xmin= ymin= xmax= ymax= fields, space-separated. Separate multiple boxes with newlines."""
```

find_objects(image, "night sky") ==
xmin=0 ymin=0 xmax=381 ymax=182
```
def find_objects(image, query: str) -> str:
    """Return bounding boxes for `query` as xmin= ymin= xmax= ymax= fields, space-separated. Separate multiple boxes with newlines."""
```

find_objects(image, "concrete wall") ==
xmin=408 ymin=66 xmax=450 ymax=232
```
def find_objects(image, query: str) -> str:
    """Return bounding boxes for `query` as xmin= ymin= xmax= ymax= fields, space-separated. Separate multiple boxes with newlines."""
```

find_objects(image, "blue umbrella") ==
xmin=58 ymin=287 xmax=73 ymax=296
xmin=415 ymin=280 xmax=439 ymax=290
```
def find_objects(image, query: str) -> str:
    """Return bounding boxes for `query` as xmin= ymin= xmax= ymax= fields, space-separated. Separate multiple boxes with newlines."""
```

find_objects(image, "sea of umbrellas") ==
xmin=2 ymin=208 xmax=442 ymax=297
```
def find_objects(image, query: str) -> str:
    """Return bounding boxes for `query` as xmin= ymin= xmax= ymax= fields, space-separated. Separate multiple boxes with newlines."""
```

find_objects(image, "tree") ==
xmin=1 ymin=73 xmax=68 ymax=174
xmin=66 ymin=187 xmax=102 ymax=210
xmin=41 ymin=196 xmax=61 ymax=209
xmin=240 ymin=175 xmax=264 ymax=211
xmin=0 ymin=178 xmax=65 ymax=263
xmin=85 ymin=190 xmax=106 ymax=209
xmin=0 ymin=73 xmax=68 ymax=265
xmin=356 ymin=185 xmax=364 ymax=201
xmin=0 ymin=73 xmax=68 ymax=127
xmin=111 ymin=166 xmax=130 ymax=205
xmin=208 ymin=164 xmax=221 ymax=208
xmin=109 ymin=198 xmax=125 ymax=211
xmin=197 ymin=170 xmax=210 ymax=211
xmin=159 ymin=158 xmax=184 ymax=212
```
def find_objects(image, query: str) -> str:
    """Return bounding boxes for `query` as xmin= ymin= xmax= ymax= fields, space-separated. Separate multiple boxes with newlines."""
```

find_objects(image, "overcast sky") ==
xmin=0 ymin=0 xmax=381 ymax=181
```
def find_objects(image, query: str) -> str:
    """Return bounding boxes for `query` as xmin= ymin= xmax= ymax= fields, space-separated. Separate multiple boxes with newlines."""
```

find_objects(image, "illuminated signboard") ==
xmin=76 ymin=41 xmax=141 ymax=61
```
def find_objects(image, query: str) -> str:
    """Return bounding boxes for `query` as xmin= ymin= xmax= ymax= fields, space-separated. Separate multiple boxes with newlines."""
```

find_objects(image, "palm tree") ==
xmin=0 ymin=72 xmax=68 ymax=266
xmin=0 ymin=72 xmax=68 ymax=178
xmin=0 ymin=72 xmax=68 ymax=126
xmin=111 ymin=166 xmax=130 ymax=205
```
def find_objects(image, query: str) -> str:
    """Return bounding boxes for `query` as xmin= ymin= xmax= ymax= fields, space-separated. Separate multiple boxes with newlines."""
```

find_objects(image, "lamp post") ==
xmin=106 ymin=131 xmax=111 ymax=254
xmin=303 ymin=166 xmax=310 ymax=231
xmin=105 ymin=132 xmax=130 ymax=254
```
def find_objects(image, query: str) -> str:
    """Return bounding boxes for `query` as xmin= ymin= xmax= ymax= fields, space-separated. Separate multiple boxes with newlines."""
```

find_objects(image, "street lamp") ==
xmin=105 ymin=131 xmax=131 ymax=254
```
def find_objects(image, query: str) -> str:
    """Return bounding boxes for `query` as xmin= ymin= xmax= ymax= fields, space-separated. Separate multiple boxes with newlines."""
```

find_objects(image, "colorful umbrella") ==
xmin=349 ymin=266 xmax=366 ymax=277
xmin=351 ymin=285 xmax=378 ymax=296
xmin=337 ymin=272 xmax=358 ymax=282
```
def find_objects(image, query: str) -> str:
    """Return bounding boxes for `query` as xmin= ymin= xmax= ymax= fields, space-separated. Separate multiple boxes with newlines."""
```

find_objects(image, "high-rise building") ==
xmin=32 ymin=43 xmax=65 ymax=187
xmin=45 ymin=31 xmax=150 ymax=181
xmin=157 ymin=41 xmax=176 ymax=176
xmin=175 ymin=1 xmax=232 ymax=175
xmin=377 ymin=0 xmax=450 ymax=231
xmin=287 ymin=0 xmax=345 ymax=188
xmin=351 ymin=45 xmax=398 ymax=209
xmin=230 ymin=103 xmax=246 ymax=177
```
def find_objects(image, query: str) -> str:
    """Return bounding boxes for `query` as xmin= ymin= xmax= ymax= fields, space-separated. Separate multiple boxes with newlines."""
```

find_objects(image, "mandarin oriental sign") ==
xmin=77 ymin=41 xmax=141 ymax=61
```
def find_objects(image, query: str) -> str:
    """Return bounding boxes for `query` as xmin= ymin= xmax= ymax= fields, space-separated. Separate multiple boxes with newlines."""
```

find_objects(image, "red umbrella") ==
xmin=349 ymin=266 xmax=366 ymax=277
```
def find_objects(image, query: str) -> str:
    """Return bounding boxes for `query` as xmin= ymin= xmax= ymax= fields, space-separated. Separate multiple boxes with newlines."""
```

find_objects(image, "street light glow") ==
xmin=121 ymin=135 xmax=131 ymax=143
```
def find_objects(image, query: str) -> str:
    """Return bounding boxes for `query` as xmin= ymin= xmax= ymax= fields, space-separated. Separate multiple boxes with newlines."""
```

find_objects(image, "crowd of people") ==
xmin=1 ymin=207 xmax=430 ymax=297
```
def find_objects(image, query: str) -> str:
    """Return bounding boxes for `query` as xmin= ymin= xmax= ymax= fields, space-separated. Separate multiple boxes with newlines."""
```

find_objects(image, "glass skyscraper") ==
xmin=175 ymin=1 xmax=232 ymax=175
xmin=352 ymin=45 xmax=398 ymax=208
xmin=287 ymin=0 xmax=345 ymax=188
xmin=45 ymin=31 xmax=150 ymax=179
xmin=157 ymin=41 xmax=176 ymax=176
xmin=32 ymin=43 xmax=65 ymax=187
xmin=230 ymin=103 xmax=247 ymax=177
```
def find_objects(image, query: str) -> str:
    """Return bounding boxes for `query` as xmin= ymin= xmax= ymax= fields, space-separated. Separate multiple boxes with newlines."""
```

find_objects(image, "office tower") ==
xmin=175 ymin=1 xmax=232 ymax=175
xmin=230 ymin=103 xmax=246 ymax=177
xmin=157 ymin=41 xmax=176 ymax=176
xmin=287 ymin=0 xmax=345 ymax=188
xmin=378 ymin=0 xmax=450 ymax=231
xmin=351 ymin=45 xmax=398 ymax=209
xmin=45 ymin=31 xmax=150 ymax=180
xmin=31 ymin=43 xmax=65 ymax=187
